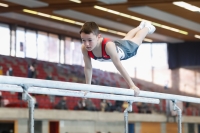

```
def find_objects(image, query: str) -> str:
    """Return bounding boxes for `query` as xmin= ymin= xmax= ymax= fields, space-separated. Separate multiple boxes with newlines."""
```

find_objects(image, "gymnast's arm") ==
xmin=81 ymin=45 xmax=92 ymax=84
xmin=105 ymin=42 xmax=140 ymax=96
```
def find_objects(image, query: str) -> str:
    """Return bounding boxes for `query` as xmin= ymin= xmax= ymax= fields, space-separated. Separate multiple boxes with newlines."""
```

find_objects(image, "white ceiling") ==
xmin=0 ymin=12 xmax=121 ymax=41
xmin=53 ymin=9 xmax=132 ymax=32
xmin=128 ymin=6 xmax=200 ymax=33
xmin=54 ymin=9 xmax=184 ymax=43
xmin=4 ymin=0 xmax=48 ymax=8
xmin=97 ymin=0 xmax=127 ymax=4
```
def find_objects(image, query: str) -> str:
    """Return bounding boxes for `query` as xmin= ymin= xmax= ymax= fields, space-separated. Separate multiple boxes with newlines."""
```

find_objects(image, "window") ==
xmin=92 ymin=59 xmax=118 ymax=73
xmin=135 ymin=43 xmax=152 ymax=81
xmin=25 ymin=30 xmax=37 ymax=58
xmin=65 ymin=37 xmax=72 ymax=65
xmin=10 ymin=30 xmax=16 ymax=56
xmin=60 ymin=40 xmax=64 ymax=64
xmin=121 ymin=57 xmax=136 ymax=78
xmin=0 ymin=23 xmax=10 ymax=56
xmin=72 ymin=39 xmax=83 ymax=65
xmin=16 ymin=27 xmax=25 ymax=58
xmin=37 ymin=31 xmax=48 ymax=61
xmin=151 ymin=43 xmax=169 ymax=86
xmin=34 ymin=121 xmax=42 ymax=133
xmin=135 ymin=43 xmax=152 ymax=68
xmin=188 ymin=123 xmax=194 ymax=133
xmin=152 ymin=43 xmax=168 ymax=68
xmin=48 ymin=34 xmax=59 ymax=63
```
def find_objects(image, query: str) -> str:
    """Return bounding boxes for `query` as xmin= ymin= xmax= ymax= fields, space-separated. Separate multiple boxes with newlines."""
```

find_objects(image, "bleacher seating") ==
xmin=0 ymin=55 xmax=199 ymax=116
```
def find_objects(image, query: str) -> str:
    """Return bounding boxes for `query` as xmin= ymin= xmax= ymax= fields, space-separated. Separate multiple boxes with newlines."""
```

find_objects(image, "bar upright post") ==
xmin=172 ymin=100 xmax=182 ymax=133
xmin=22 ymin=85 xmax=35 ymax=133
xmin=124 ymin=101 xmax=133 ymax=133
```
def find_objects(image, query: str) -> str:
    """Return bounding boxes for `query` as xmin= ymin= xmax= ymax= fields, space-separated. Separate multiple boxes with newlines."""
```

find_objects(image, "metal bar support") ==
xmin=21 ymin=84 xmax=35 ymax=133
xmin=0 ymin=76 xmax=199 ymax=103
xmin=124 ymin=101 xmax=133 ymax=133
xmin=172 ymin=100 xmax=182 ymax=133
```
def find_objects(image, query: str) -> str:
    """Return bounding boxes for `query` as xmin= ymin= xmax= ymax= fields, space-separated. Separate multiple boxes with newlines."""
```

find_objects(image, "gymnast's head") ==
xmin=80 ymin=21 xmax=100 ymax=36
xmin=80 ymin=22 xmax=101 ymax=51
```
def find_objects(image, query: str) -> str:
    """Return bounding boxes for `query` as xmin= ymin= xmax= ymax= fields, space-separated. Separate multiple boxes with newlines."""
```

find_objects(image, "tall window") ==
xmin=92 ymin=59 xmax=118 ymax=73
xmin=37 ymin=31 xmax=48 ymax=61
xmin=48 ymin=34 xmax=59 ymax=63
xmin=121 ymin=57 xmax=136 ymax=78
xmin=0 ymin=23 xmax=10 ymax=56
xmin=16 ymin=27 xmax=25 ymax=58
xmin=11 ymin=30 xmax=16 ymax=56
xmin=72 ymin=39 xmax=83 ymax=65
xmin=135 ymin=43 xmax=152 ymax=81
xmin=135 ymin=43 xmax=152 ymax=68
xmin=152 ymin=43 xmax=168 ymax=68
xmin=188 ymin=123 xmax=194 ymax=133
xmin=60 ymin=40 xmax=64 ymax=64
xmin=65 ymin=37 xmax=72 ymax=65
xmin=25 ymin=30 xmax=37 ymax=58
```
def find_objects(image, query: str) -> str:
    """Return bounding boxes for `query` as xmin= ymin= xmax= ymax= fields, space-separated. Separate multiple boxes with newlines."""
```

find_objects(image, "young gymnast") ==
xmin=80 ymin=21 xmax=156 ymax=96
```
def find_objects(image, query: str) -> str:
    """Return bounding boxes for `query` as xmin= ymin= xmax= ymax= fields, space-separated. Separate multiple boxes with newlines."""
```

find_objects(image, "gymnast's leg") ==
xmin=122 ymin=21 xmax=156 ymax=45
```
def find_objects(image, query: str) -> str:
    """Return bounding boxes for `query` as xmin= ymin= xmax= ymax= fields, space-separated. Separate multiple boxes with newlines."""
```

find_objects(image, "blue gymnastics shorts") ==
xmin=114 ymin=40 xmax=139 ymax=60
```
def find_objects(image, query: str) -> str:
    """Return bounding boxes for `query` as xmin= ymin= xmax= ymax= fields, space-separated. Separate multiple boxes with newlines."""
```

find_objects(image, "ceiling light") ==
xmin=63 ymin=19 xmax=75 ymax=24
xmin=75 ymin=22 xmax=84 ymax=25
xmin=173 ymin=1 xmax=200 ymax=12
xmin=51 ymin=16 xmax=64 ymax=21
xmin=69 ymin=0 xmax=81 ymax=3
xmin=94 ymin=6 xmax=106 ymax=11
xmin=107 ymin=29 xmax=117 ymax=34
xmin=23 ymin=9 xmax=153 ymax=42
xmin=117 ymin=32 xmax=126 ymax=36
xmin=23 ymin=9 xmax=37 ymax=15
xmin=99 ymin=27 xmax=108 ymax=32
xmin=94 ymin=5 xmax=188 ymax=35
xmin=144 ymin=38 xmax=153 ymax=42
xmin=195 ymin=35 xmax=200 ymax=39
xmin=107 ymin=10 xmax=120 ymax=15
xmin=0 ymin=2 xmax=9 ymax=7
xmin=37 ymin=12 xmax=50 ymax=18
